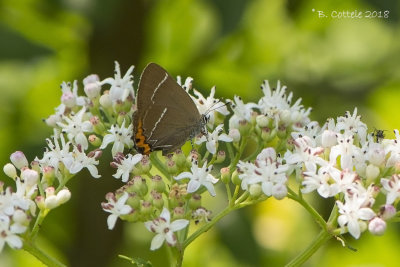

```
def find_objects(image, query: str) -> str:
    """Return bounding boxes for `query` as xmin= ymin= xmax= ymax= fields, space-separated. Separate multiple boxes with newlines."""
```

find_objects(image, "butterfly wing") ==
xmin=134 ymin=63 xmax=202 ymax=155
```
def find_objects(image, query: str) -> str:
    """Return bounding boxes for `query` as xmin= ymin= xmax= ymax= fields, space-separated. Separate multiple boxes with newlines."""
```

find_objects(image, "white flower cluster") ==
xmin=1 ymin=152 xmax=71 ymax=252
xmin=286 ymin=108 xmax=397 ymax=238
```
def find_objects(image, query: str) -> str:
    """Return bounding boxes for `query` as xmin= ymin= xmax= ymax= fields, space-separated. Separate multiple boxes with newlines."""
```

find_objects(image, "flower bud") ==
xmin=166 ymin=159 xmax=178 ymax=174
xmin=231 ymin=170 xmax=241 ymax=186
xmin=21 ymin=169 xmax=39 ymax=188
xmin=56 ymin=189 xmax=71 ymax=205
xmin=83 ymin=74 xmax=101 ymax=98
xmin=277 ymin=124 xmax=288 ymax=139
xmin=172 ymin=149 xmax=186 ymax=169
xmin=90 ymin=116 xmax=106 ymax=135
xmin=368 ymin=144 xmax=385 ymax=166
xmin=173 ymin=207 xmax=185 ymax=220
xmin=188 ymin=193 xmax=201 ymax=210
xmin=150 ymin=175 xmax=165 ymax=193
xmin=150 ymin=190 xmax=164 ymax=209
xmin=272 ymin=184 xmax=288 ymax=200
xmin=131 ymin=176 xmax=148 ymax=196
xmin=126 ymin=192 xmax=141 ymax=209
xmin=220 ymin=167 xmax=230 ymax=184
xmin=45 ymin=195 xmax=58 ymax=209
xmin=42 ymin=166 xmax=56 ymax=186
xmin=117 ymin=112 xmax=130 ymax=126
xmin=366 ymin=164 xmax=380 ymax=184
xmin=35 ymin=196 xmax=45 ymax=210
xmin=140 ymin=201 xmax=153 ymax=215
xmin=45 ymin=187 xmax=56 ymax=197
xmin=249 ymin=184 xmax=262 ymax=198
xmin=261 ymin=127 xmax=277 ymax=142
xmin=228 ymin=128 xmax=241 ymax=143
xmin=238 ymin=120 xmax=251 ymax=137
xmin=120 ymin=208 xmax=140 ymax=222
xmin=99 ymin=92 xmax=112 ymax=109
xmin=256 ymin=115 xmax=270 ymax=128
xmin=61 ymin=91 xmax=76 ymax=108
xmin=321 ymin=130 xmax=337 ymax=148
xmin=10 ymin=151 xmax=28 ymax=169
xmin=88 ymin=134 xmax=102 ymax=147
xmin=215 ymin=150 xmax=226 ymax=164
xmin=3 ymin=163 xmax=17 ymax=179
xmin=368 ymin=217 xmax=386 ymax=236
xmin=380 ymin=204 xmax=396 ymax=220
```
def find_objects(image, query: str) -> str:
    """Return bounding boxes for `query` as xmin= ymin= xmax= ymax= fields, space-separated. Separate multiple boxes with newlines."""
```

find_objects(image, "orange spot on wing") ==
xmin=135 ymin=120 xmax=151 ymax=155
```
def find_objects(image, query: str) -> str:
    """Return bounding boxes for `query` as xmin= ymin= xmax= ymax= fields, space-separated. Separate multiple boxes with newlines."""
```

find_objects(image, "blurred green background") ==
xmin=1 ymin=0 xmax=400 ymax=266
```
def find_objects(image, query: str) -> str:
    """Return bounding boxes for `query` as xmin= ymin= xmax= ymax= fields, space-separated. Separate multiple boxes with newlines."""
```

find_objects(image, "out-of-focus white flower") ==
xmin=144 ymin=208 xmax=189 ymax=250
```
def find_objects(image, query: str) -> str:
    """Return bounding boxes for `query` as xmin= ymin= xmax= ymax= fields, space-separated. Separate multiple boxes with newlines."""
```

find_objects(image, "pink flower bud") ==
xmin=10 ymin=151 xmax=28 ymax=169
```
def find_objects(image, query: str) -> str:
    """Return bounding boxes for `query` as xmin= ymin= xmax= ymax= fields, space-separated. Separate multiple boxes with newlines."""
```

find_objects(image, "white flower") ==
xmin=112 ymin=154 xmax=143 ymax=182
xmin=258 ymin=80 xmax=311 ymax=128
xmin=336 ymin=195 xmax=375 ymax=239
xmin=292 ymin=121 xmax=324 ymax=147
xmin=335 ymin=108 xmax=367 ymax=145
xmin=0 ymin=218 xmax=26 ymax=252
xmin=228 ymin=96 xmax=258 ymax=129
xmin=190 ymin=87 xmax=230 ymax=127
xmin=329 ymin=132 xmax=361 ymax=170
xmin=57 ymin=107 xmax=93 ymax=150
xmin=101 ymin=61 xmax=134 ymax=105
xmin=302 ymin=162 xmax=341 ymax=198
xmin=238 ymin=148 xmax=288 ymax=199
xmin=384 ymin=129 xmax=400 ymax=167
xmin=144 ymin=208 xmax=189 ymax=250
xmin=381 ymin=174 xmax=400 ymax=204
xmin=196 ymin=124 xmax=232 ymax=154
xmin=284 ymin=136 xmax=325 ymax=171
xmin=67 ymin=146 xmax=101 ymax=178
xmin=37 ymin=130 xmax=73 ymax=179
xmin=60 ymin=80 xmax=87 ymax=108
xmin=174 ymin=161 xmax=218 ymax=197
xmin=100 ymin=120 xmax=134 ymax=156
xmin=83 ymin=74 xmax=101 ymax=98
xmin=102 ymin=192 xmax=132 ymax=230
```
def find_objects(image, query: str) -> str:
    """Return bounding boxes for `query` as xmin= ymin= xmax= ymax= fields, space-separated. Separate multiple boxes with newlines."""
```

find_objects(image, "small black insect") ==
xmin=372 ymin=128 xmax=385 ymax=143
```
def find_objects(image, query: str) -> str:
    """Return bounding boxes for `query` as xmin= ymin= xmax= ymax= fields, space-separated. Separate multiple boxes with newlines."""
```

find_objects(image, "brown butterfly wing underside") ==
xmin=133 ymin=63 xmax=204 ymax=155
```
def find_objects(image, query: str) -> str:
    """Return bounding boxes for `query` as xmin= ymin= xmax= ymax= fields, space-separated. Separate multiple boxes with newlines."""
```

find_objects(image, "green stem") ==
xmin=284 ymin=230 xmax=331 ymax=267
xmin=183 ymin=205 xmax=235 ymax=249
xmin=30 ymin=209 xmax=48 ymax=240
xmin=23 ymin=241 xmax=66 ymax=267
xmin=150 ymin=153 xmax=170 ymax=180
xmin=287 ymin=188 xmax=327 ymax=231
